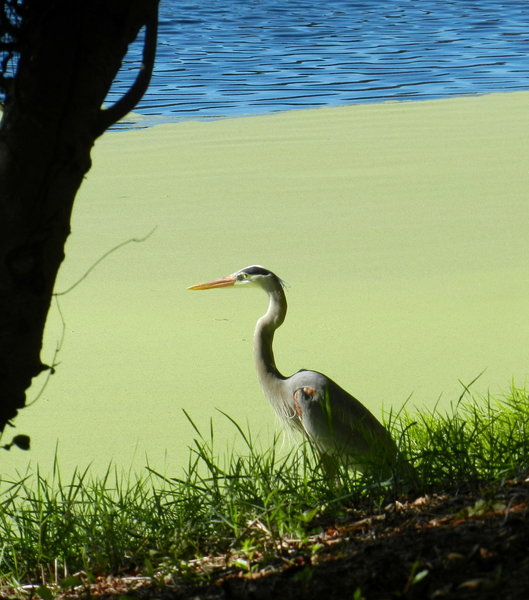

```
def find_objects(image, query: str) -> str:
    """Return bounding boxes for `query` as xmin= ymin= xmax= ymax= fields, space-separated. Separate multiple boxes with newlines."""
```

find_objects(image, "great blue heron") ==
xmin=189 ymin=265 xmax=404 ymax=478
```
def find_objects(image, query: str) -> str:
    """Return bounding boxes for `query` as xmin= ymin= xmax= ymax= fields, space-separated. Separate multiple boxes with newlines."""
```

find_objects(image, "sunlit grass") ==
xmin=1 ymin=384 xmax=528 ymax=589
xmin=397 ymin=384 xmax=529 ymax=486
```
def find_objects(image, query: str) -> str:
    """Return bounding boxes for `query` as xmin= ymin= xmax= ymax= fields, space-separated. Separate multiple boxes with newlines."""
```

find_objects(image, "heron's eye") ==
xmin=237 ymin=273 xmax=249 ymax=281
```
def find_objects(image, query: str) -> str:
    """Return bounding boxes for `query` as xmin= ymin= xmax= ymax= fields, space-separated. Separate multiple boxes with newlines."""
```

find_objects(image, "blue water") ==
xmin=107 ymin=0 xmax=529 ymax=126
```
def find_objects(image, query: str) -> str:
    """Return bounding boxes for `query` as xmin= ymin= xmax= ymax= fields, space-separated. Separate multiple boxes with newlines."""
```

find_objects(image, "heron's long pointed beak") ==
xmin=188 ymin=275 xmax=236 ymax=290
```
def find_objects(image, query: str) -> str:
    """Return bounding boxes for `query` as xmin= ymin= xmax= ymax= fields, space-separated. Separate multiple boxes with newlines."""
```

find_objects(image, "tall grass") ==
xmin=396 ymin=384 xmax=529 ymax=486
xmin=1 ymin=385 xmax=528 ymax=588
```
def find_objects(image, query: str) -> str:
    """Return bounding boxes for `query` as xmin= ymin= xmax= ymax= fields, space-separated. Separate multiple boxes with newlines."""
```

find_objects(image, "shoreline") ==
xmin=112 ymin=89 xmax=529 ymax=132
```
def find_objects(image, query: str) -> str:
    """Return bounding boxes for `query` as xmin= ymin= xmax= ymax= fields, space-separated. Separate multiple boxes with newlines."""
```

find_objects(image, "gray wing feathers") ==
xmin=289 ymin=373 xmax=399 ymax=474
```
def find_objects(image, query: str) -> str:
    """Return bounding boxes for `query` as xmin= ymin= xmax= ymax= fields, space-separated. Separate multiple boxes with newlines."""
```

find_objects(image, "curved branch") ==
xmin=54 ymin=226 xmax=157 ymax=296
xmin=94 ymin=1 xmax=159 ymax=137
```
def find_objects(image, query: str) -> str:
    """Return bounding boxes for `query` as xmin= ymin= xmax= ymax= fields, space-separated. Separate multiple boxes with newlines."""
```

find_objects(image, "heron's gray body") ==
xmin=267 ymin=366 xmax=397 ymax=465
xmin=189 ymin=265 xmax=402 ymax=476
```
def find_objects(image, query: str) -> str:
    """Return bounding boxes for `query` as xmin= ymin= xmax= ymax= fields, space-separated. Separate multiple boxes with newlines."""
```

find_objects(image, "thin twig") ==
xmin=25 ymin=227 xmax=156 ymax=407
xmin=25 ymin=295 xmax=66 ymax=407
xmin=54 ymin=226 xmax=157 ymax=297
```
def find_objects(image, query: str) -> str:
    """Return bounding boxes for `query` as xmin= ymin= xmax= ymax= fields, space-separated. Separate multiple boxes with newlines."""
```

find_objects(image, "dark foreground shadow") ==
xmin=124 ymin=479 xmax=529 ymax=600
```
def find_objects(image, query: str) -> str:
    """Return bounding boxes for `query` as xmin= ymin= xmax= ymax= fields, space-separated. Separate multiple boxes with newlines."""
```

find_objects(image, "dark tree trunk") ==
xmin=0 ymin=0 xmax=158 ymax=432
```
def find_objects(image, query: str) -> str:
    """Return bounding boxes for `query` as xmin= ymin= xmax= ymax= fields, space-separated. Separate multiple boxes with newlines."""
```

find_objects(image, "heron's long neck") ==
xmin=254 ymin=287 xmax=287 ymax=385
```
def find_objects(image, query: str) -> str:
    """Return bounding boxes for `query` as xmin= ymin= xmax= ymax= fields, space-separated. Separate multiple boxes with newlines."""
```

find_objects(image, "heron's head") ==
xmin=188 ymin=265 xmax=286 ymax=293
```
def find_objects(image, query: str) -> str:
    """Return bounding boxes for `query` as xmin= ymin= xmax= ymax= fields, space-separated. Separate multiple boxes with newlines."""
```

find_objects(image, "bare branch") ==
xmin=54 ymin=226 xmax=157 ymax=297
xmin=94 ymin=1 xmax=159 ymax=136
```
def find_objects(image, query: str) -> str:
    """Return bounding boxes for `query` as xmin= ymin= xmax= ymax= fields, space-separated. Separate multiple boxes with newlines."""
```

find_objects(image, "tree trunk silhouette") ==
xmin=0 ymin=0 xmax=158 ymax=432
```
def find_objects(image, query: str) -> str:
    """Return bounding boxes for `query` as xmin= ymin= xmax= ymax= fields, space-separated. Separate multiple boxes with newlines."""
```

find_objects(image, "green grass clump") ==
xmin=397 ymin=384 xmax=529 ymax=487
xmin=1 ymin=385 xmax=528 ymax=589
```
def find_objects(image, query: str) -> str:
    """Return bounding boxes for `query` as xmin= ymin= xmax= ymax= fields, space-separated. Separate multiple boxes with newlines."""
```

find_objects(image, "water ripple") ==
xmin=106 ymin=0 xmax=529 ymax=126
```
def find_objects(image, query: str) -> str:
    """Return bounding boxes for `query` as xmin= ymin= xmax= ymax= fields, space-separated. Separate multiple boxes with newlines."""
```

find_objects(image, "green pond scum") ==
xmin=7 ymin=91 xmax=529 ymax=481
